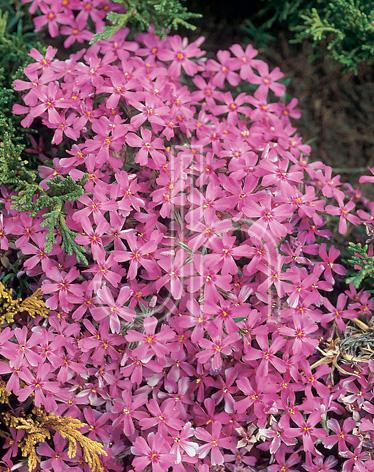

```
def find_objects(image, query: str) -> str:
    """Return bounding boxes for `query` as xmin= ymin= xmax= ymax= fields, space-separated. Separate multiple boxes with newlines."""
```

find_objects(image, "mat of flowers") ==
xmin=0 ymin=1 xmax=373 ymax=471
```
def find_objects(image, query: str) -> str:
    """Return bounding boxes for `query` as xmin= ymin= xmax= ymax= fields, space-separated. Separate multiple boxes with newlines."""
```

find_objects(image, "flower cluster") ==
xmin=21 ymin=0 xmax=119 ymax=45
xmin=1 ymin=20 xmax=373 ymax=472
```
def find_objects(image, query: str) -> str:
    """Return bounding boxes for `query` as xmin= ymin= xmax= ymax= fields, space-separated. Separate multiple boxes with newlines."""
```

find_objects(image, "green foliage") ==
xmin=242 ymin=0 xmax=374 ymax=71
xmin=0 ymin=117 xmax=87 ymax=264
xmin=295 ymin=1 xmax=374 ymax=70
xmin=345 ymin=242 xmax=374 ymax=290
xmin=0 ymin=1 xmax=42 ymax=169
xmin=0 ymin=0 xmax=43 ymax=91
xmin=92 ymin=0 xmax=201 ymax=42
xmin=0 ymin=4 xmax=86 ymax=265
xmin=0 ymin=117 xmax=37 ymax=190
xmin=12 ymin=176 xmax=88 ymax=265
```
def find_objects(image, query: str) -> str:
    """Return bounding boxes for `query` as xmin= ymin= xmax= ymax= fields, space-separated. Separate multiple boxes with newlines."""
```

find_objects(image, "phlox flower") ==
xmin=61 ymin=16 xmax=93 ymax=47
xmin=126 ymin=316 xmax=175 ymax=359
xmin=279 ymin=316 xmax=319 ymax=356
xmin=112 ymin=388 xmax=148 ymax=439
xmin=38 ymin=435 xmax=76 ymax=471
xmin=42 ymin=266 xmax=82 ymax=311
xmin=249 ymin=61 xmax=285 ymax=97
xmin=359 ymin=166 xmax=374 ymax=184
xmin=158 ymin=35 xmax=204 ymax=77
xmin=322 ymin=294 xmax=357 ymax=332
xmin=113 ymin=230 xmax=160 ymax=280
xmin=171 ymin=423 xmax=198 ymax=464
xmin=131 ymin=432 xmax=175 ymax=472
xmin=244 ymin=194 xmax=292 ymax=239
xmin=33 ymin=3 xmax=71 ymax=37
xmin=47 ymin=111 xmax=86 ymax=145
xmin=126 ymin=127 xmax=165 ymax=167
xmin=195 ymin=330 xmax=240 ymax=371
xmin=324 ymin=417 xmax=359 ymax=452
xmin=303 ymin=455 xmax=338 ymax=472
xmin=195 ymin=421 xmax=234 ymax=465
xmin=229 ymin=43 xmax=258 ymax=80
xmin=206 ymin=50 xmax=240 ymax=88
xmin=93 ymin=285 xmax=134 ymax=333
xmin=244 ymin=334 xmax=286 ymax=378
xmin=18 ymin=363 xmax=61 ymax=409
xmin=139 ymin=398 xmax=184 ymax=434
xmin=155 ymin=249 xmax=192 ymax=299
xmin=318 ymin=243 xmax=346 ymax=284
xmin=340 ymin=447 xmax=374 ymax=472
xmin=326 ymin=196 xmax=360 ymax=234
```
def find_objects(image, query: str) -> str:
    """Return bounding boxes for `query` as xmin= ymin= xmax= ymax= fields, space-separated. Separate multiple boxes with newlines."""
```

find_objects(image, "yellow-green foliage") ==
xmin=4 ymin=410 xmax=107 ymax=472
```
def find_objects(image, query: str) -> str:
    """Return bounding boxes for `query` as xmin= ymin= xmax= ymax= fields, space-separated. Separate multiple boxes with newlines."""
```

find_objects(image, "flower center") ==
xmin=149 ymin=452 xmax=159 ymax=462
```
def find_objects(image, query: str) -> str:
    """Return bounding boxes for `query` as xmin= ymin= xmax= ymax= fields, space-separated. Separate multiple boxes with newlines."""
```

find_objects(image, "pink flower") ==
xmin=83 ymin=247 xmax=122 ymax=287
xmin=125 ymin=128 xmax=165 ymax=167
xmin=112 ymin=388 xmax=148 ymax=439
xmin=74 ymin=215 xmax=109 ymax=259
xmin=28 ymin=82 xmax=63 ymax=122
xmin=322 ymin=294 xmax=357 ymax=332
xmin=42 ymin=266 xmax=81 ymax=311
xmin=195 ymin=421 xmax=234 ymax=465
xmin=244 ymin=194 xmax=292 ymax=239
xmin=85 ymin=117 xmax=127 ymax=166
xmin=0 ymin=327 xmax=41 ymax=368
xmin=61 ymin=16 xmax=93 ymax=47
xmin=195 ymin=329 xmax=240 ymax=371
xmin=319 ymin=243 xmax=346 ymax=284
xmin=114 ymin=231 xmax=160 ymax=280
xmin=33 ymin=3 xmax=71 ymax=37
xmin=155 ymin=249 xmax=192 ymax=299
xmin=0 ymin=214 xmax=9 ymax=250
xmin=129 ymin=95 xmax=169 ymax=129
xmin=325 ymin=417 xmax=359 ymax=452
xmin=249 ymin=61 xmax=285 ymax=97
xmin=188 ymin=254 xmax=232 ymax=301
xmin=140 ymin=398 xmax=184 ymax=434
xmin=38 ymin=435 xmax=72 ymax=471
xmin=18 ymin=363 xmax=60 ymax=409
xmin=230 ymin=43 xmax=258 ymax=79
xmin=170 ymin=423 xmax=199 ymax=464
xmin=290 ymin=411 xmax=327 ymax=453
xmin=303 ymin=455 xmax=338 ymax=472
xmin=244 ymin=334 xmax=286 ymax=377
xmin=47 ymin=111 xmax=85 ymax=145
xmin=158 ymin=35 xmax=204 ymax=77
xmin=7 ymin=22 xmax=374 ymax=472
xmin=98 ymin=69 xmax=137 ymax=109
xmin=340 ymin=447 xmax=373 ymax=472
xmin=206 ymin=50 xmax=240 ymax=88
xmin=279 ymin=316 xmax=318 ymax=356
xmin=131 ymin=432 xmax=175 ymax=472
xmin=126 ymin=316 xmax=175 ymax=359
xmin=359 ymin=167 xmax=374 ymax=184
xmin=214 ymin=92 xmax=250 ymax=123
xmin=93 ymin=285 xmax=134 ymax=333
xmin=26 ymin=45 xmax=57 ymax=74
xmin=326 ymin=196 xmax=360 ymax=234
